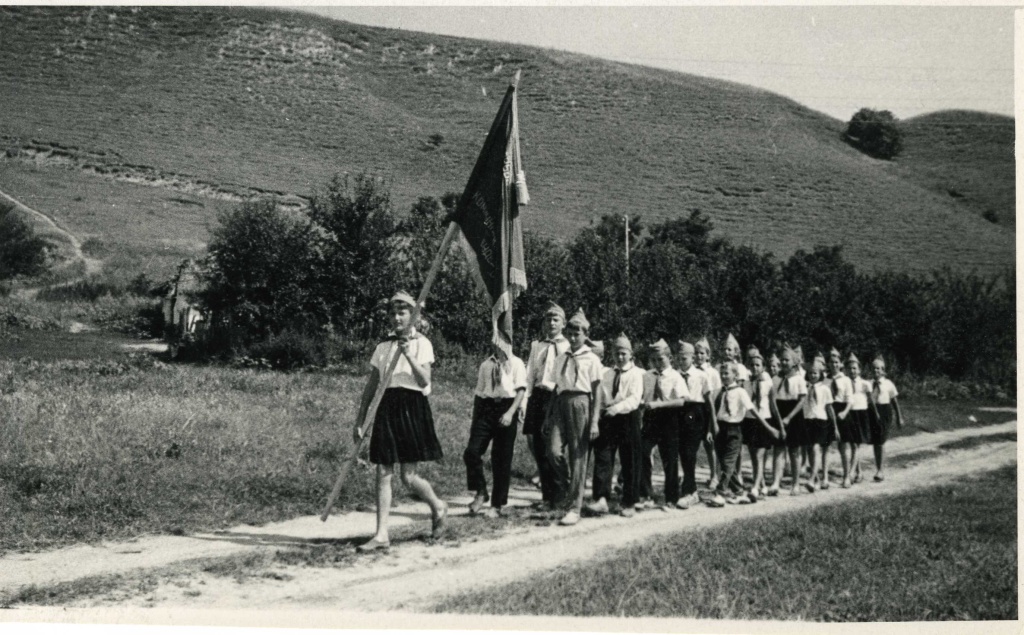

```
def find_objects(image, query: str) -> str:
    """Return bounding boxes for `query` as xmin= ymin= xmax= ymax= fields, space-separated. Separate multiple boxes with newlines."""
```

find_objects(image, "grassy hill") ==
xmin=0 ymin=6 xmax=1014 ymax=283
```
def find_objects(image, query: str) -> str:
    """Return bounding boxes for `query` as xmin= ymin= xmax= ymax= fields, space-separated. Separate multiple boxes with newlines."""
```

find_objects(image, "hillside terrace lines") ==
xmin=2 ymin=138 xmax=309 ymax=210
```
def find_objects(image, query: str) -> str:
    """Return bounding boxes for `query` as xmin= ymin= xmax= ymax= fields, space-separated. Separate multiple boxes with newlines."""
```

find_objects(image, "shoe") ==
xmin=725 ymin=495 xmax=743 ymax=505
xmin=805 ymin=482 xmax=818 ymax=493
xmin=357 ymin=537 xmax=390 ymax=552
xmin=673 ymin=497 xmax=690 ymax=510
xmin=747 ymin=490 xmax=759 ymax=504
xmin=559 ymin=510 xmax=580 ymax=526
xmin=468 ymin=494 xmax=486 ymax=515
xmin=854 ymin=471 xmax=864 ymax=484
xmin=708 ymin=477 xmax=720 ymax=491
xmin=641 ymin=498 xmax=654 ymax=510
xmin=620 ymin=507 xmax=636 ymax=518
xmin=482 ymin=507 xmax=500 ymax=519
xmin=585 ymin=498 xmax=609 ymax=515
xmin=874 ymin=474 xmax=885 ymax=482
xmin=841 ymin=479 xmax=851 ymax=489
xmin=707 ymin=493 xmax=726 ymax=507
xmin=765 ymin=487 xmax=780 ymax=497
xmin=820 ymin=479 xmax=830 ymax=490
xmin=431 ymin=502 xmax=449 ymax=539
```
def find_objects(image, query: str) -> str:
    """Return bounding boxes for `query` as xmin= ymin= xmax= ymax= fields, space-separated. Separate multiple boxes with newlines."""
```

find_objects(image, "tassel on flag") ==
xmin=452 ymin=71 xmax=528 ymax=358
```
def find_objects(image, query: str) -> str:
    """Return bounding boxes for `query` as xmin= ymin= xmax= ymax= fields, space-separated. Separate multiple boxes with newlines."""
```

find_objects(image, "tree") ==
xmin=0 ymin=201 xmax=48 ymax=280
xmin=844 ymin=108 xmax=903 ymax=160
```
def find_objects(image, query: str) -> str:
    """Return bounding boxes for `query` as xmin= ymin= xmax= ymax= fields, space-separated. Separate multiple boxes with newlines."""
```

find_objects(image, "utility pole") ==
xmin=624 ymin=214 xmax=630 ymax=288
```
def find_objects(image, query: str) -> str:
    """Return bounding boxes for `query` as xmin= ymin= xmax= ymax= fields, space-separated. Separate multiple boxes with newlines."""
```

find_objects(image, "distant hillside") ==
xmin=0 ymin=6 xmax=1014 ymax=278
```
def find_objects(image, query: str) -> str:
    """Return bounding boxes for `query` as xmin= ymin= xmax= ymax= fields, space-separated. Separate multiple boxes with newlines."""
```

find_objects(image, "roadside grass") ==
xmin=434 ymin=465 xmax=1018 ymax=621
xmin=0 ymin=7 xmax=1013 ymax=275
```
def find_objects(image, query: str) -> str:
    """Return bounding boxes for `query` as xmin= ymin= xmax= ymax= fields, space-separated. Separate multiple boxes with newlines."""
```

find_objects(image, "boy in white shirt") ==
xmin=586 ymin=334 xmax=645 ymax=517
xmin=464 ymin=342 xmax=527 ymax=518
xmin=676 ymin=340 xmax=716 ymax=507
xmin=544 ymin=309 xmax=604 ymax=526
xmin=844 ymin=353 xmax=872 ymax=485
xmin=640 ymin=339 xmax=690 ymax=509
xmin=523 ymin=302 xmax=569 ymax=511
xmin=709 ymin=361 xmax=775 ymax=506
xmin=828 ymin=349 xmax=855 ymax=489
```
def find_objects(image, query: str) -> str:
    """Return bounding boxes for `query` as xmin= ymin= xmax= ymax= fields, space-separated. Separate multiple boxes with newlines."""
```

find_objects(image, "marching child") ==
xmin=355 ymin=292 xmax=447 ymax=552
xmin=744 ymin=346 xmax=782 ymax=499
xmin=868 ymin=355 xmax=903 ymax=481
xmin=776 ymin=345 xmax=808 ymax=495
xmin=769 ymin=352 xmax=782 ymax=391
xmin=587 ymin=334 xmax=645 ymax=517
xmin=721 ymin=333 xmax=750 ymax=492
xmin=844 ymin=353 xmax=872 ymax=484
xmin=695 ymin=337 xmax=722 ymax=489
xmin=709 ymin=362 xmax=775 ymax=506
xmin=676 ymin=341 xmax=716 ymax=507
xmin=828 ymin=348 xmax=855 ymax=488
xmin=802 ymin=354 xmax=838 ymax=493
xmin=463 ymin=342 xmax=527 ymax=518
xmin=544 ymin=309 xmax=604 ymax=526
xmin=523 ymin=302 xmax=570 ymax=511
xmin=639 ymin=339 xmax=690 ymax=509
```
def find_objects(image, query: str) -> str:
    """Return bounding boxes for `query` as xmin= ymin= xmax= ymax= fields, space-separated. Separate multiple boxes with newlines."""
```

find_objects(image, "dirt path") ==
xmin=0 ymin=417 xmax=1014 ymax=612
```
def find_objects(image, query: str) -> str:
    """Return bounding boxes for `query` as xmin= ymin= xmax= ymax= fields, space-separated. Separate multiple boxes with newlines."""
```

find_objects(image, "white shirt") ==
xmin=803 ymin=381 xmax=834 ymax=420
xmin=732 ymin=362 xmax=751 ymax=383
xmin=677 ymin=365 xmax=710 ymax=403
xmin=645 ymin=366 xmax=690 ymax=403
xmin=474 ymin=355 xmax=527 ymax=399
xmin=525 ymin=335 xmax=570 ymax=394
xmin=370 ymin=332 xmax=435 ymax=396
xmin=830 ymin=372 xmax=853 ymax=404
xmin=718 ymin=384 xmax=755 ymax=424
xmin=849 ymin=377 xmax=871 ymax=410
xmin=553 ymin=345 xmax=604 ymax=394
xmin=776 ymin=372 xmax=807 ymax=400
xmin=600 ymin=363 xmax=645 ymax=416
xmin=696 ymin=362 xmax=722 ymax=398
xmin=870 ymin=378 xmax=899 ymax=405
xmin=745 ymin=371 xmax=774 ymax=420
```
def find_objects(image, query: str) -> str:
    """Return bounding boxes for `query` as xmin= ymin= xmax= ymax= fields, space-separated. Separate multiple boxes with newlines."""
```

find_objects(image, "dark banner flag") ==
xmin=452 ymin=73 xmax=529 ymax=358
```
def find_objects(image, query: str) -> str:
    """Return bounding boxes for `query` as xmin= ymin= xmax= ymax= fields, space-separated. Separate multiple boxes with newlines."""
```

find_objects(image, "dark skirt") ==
xmin=805 ymin=417 xmax=833 ymax=446
xmin=777 ymin=399 xmax=805 ymax=449
xmin=849 ymin=409 xmax=871 ymax=444
xmin=870 ymin=403 xmax=893 ymax=445
xmin=369 ymin=388 xmax=444 ymax=465
xmin=742 ymin=417 xmax=759 ymax=446
xmin=523 ymin=388 xmax=553 ymax=435
xmin=839 ymin=408 xmax=868 ymax=443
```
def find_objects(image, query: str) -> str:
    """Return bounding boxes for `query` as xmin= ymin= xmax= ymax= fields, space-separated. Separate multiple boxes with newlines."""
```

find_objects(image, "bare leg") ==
xmin=705 ymin=439 xmax=718 ymax=488
xmin=787 ymin=447 xmax=801 ymax=494
xmin=873 ymin=444 xmax=885 ymax=478
xmin=839 ymin=441 xmax=851 ymax=487
xmin=807 ymin=444 xmax=821 ymax=490
xmin=820 ymin=442 xmax=832 ymax=488
xmin=851 ymin=443 xmax=861 ymax=482
xmin=369 ymin=464 xmax=394 ymax=543
xmin=770 ymin=447 xmax=785 ymax=491
xmin=750 ymin=446 xmax=763 ymax=494
xmin=400 ymin=462 xmax=445 ymax=516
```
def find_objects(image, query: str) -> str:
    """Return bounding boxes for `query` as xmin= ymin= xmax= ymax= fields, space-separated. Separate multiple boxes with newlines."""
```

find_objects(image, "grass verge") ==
xmin=434 ymin=465 xmax=1018 ymax=621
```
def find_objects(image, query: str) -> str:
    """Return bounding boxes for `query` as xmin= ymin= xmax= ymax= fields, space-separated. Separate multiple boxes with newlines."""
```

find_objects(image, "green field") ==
xmin=435 ymin=465 xmax=1017 ymax=621
xmin=0 ymin=6 xmax=1014 ymax=286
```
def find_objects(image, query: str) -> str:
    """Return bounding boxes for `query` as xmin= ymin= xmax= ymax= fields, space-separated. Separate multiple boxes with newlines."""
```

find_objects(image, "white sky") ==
xmin=296 ymin=5 xmax=1014 ymax=121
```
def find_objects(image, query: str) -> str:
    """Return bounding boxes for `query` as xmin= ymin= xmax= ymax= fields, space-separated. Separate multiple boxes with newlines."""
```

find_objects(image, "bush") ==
xmin=0 ymin=201 xmax=48 ymax=280
xmin=245 ymin=329 xmax=327 ymax=370
xmin=844 ymin=108 xmax=903 ymax=160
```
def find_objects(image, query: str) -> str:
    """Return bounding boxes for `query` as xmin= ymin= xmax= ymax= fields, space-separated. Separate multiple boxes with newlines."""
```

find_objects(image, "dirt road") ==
xmin=0 ymin=417 xmax=1014 ymax=615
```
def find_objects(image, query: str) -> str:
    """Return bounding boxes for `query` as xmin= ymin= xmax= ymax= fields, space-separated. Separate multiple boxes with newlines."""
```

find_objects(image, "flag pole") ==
xmin=320 ymin=221 xmax=459 ymax=521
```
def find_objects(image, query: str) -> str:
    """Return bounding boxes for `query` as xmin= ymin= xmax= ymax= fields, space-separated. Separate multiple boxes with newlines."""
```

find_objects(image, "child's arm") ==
xmin=892 ymin=396 xmax=904 ymax=428
xmin=768 ymin=387 xmax=785 ymax=439
xmin=705 ymin=393 xmax=718 ymax=440
xmin=781 ymin=395 xmax=807 ymax=428
xmin=589 ymin=378 xmax=604 ymax=440
xmin=502 ymin=388 xmax=526 ymax=427
xmin=749 ymin=409 xmax=779 ymax=439
xmin=354 ymin=368 xmax=381 ymax=442
xmin=827 ymin=403 xmax=839 ymax=439
xmin=399 ymin=339 xmax=431 ymax=388
xmin=837 ymin=400 xmax=853 ymax=420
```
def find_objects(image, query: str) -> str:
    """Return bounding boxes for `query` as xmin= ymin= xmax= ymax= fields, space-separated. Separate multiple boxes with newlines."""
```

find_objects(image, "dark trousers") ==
xmin=679 ymin=402 xmax=708 ymax=496
xmin=524 ymin=389 xmax=557 ymax=504
xmin=715 ymin=424 xmax=745 ymax=495
xmin=592 ymin=410 xmax=642 ymax=507
xmin=464 ymin=397 xmax=518 ymax=508
xmin=641 ymin=407 xmax=682 ymax=503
